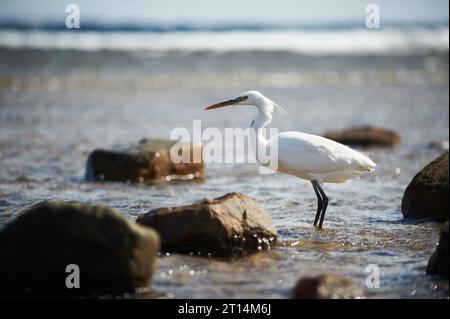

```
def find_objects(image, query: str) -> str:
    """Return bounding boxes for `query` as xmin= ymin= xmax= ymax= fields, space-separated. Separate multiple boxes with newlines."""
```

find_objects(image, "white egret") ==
xmin=205 ymin=91 xmax=376 ymax=229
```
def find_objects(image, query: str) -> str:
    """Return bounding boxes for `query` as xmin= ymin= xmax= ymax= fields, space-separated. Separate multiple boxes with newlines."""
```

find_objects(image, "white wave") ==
xmin=0 ymin=27 xmax=448 ymax=55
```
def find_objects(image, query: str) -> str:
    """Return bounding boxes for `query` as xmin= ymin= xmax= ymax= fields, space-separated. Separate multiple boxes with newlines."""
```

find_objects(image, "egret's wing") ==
xmin=274 ymin=132 xmax=375 ymax=174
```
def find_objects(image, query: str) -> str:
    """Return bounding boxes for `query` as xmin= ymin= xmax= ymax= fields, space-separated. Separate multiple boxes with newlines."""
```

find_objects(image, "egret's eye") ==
xmin=237 ymin=95 xmax=248 ymax=102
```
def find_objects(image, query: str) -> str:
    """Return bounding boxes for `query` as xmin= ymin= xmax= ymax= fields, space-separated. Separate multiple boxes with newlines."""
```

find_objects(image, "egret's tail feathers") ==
xmin=365 ymin=159 xmax=377 ymax=172
xmin=355 ymin=152 xmax=376 ymax=172
xmin=354 ymin=157 xmax=376 ymax=173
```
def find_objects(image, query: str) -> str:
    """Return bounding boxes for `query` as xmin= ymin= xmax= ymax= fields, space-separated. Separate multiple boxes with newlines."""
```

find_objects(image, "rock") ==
xmin=427 ymin=222 xmax=449 ymax=278
xmin=428 ymin=140 xmax=449 ymax=152
xmin=136 ymin=192 xmax=277 ymax=258
xmin=292 ymin=274 xmax=365 ymax=299
xmin=324 ymin=126 xmax=401 ymax=147
xmin=85 ymin=138 xmax=204 ymax=183
xmin=402 ymin=152 xmax=449 ymax=222
xmin=0 ymin=201 xmax=160 ymax=297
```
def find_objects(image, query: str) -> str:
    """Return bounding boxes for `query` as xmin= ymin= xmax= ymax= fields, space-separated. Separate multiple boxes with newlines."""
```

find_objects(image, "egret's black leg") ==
xmin=315 ymin=182 xmax=328 ymax=229
xmin=311 ymin=181 xmax=323 ymax=226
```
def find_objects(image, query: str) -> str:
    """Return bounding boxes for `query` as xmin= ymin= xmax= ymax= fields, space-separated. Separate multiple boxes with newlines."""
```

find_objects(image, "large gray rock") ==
xmin=292 ymin=274 xmax=365 ymax=299
xmin=324 ymin=126 xmax=401 ymax=147
xmin=427 ymin=222 xmax=449 ymax=278
xmin=136 ymin=192 xmax=277 ymax=258
xmin=86 ymin=138 xmax=204 ymax=183
xmin=0 ymin=201 xmax=160 ymax=297
xmin=402 ymin=152 xmax=449 ymax=222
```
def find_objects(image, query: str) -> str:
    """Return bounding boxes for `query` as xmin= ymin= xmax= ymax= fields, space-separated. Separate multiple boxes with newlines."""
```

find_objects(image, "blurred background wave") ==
xmin=0 ymin=0 xmax=448 ymax=54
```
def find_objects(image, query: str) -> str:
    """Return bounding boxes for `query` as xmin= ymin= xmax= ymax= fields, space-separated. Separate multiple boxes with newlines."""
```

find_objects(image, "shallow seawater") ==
xmin=0 ymin=49 xmax=448 ymax=298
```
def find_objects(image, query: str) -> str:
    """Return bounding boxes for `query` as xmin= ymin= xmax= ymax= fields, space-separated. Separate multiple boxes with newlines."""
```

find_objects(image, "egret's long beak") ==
xmin=204 ymin=96 xmax=247 ymax=110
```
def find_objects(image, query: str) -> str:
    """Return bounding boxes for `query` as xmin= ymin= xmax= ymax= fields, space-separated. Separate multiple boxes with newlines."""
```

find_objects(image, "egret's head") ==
xmin=204 ymin=90 xmax=286 ymax=114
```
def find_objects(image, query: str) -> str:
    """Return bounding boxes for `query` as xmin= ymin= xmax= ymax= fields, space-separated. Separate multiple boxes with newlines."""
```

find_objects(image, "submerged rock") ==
xmin=428 ymin=140 xmax=449 ymax=152
xmin=0 ymin=201 xmax=160 ymax=297
xmin=427 ymin=222 xmax=449 ymax=278
xmin=136 ymin=192 xmax=277 ymax=258
xmin=324 ymin=126 xmax=401 ymax=147
xmin=402 ymin=152 xmax=449 ymax=222
xmin=85 ymin=138 xmax=204 ymax=183
xmin=292 ymin=274 xmax=365 ymax=299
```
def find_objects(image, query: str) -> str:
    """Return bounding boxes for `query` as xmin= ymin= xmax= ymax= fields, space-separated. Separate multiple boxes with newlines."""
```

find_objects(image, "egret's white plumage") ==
xmin=205 ymin=90 xmax=376 ymax=228
xmin=275 ymin=131 xmax=376 ymax=183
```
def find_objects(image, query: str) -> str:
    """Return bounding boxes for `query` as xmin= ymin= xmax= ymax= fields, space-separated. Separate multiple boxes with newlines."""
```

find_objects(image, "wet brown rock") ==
xmin=136 ymin=192 xmax=277 ymax=258
xmin=0 ymin=201 xmax=160 ymax=297
xmin=402 ymin=152 xmax=449 ymax=222
xmin=427 ymin=222 xmax=449 ymax=278
xmin=85 ymin=138 xmax=204 ymax=183
xmin=324 ymin=126 xmax=401 ymax=147
xmin=292 ymin=274 xmax=365 ymax=299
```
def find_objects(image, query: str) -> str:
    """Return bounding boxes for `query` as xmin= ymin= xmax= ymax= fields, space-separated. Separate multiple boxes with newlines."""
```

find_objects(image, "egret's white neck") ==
xmin=250 ymin=98 xmax=274 ymax=131
xmin=249 ymin=99 xmax=274 ymax=163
